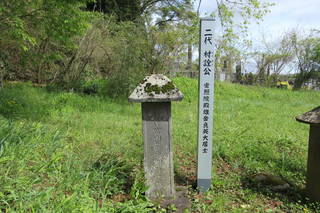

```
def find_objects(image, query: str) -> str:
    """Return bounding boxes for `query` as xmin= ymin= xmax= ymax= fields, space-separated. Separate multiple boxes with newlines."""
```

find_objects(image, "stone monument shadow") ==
xmin=240 ymin=174 xmax=312 ymax=208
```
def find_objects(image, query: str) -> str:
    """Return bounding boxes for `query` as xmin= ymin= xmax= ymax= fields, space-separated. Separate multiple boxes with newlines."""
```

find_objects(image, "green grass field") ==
xmin=0 ymin=78 xmax=319 ymax=212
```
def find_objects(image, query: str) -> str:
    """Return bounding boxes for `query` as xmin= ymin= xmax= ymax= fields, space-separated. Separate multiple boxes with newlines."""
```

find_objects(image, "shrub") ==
xmin=0 ymin=82 xmax=49 ymax=120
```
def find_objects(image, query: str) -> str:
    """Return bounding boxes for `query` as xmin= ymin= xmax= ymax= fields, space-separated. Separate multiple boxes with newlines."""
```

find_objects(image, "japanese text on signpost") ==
xmin=197 ymin=18 xmax=215 ymax=192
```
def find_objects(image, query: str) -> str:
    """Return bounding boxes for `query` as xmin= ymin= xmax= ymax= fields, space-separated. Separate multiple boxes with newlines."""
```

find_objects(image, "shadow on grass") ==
xmin=174 ymin=169 xmax=197 ymax=189
xmin=174 ymin=153 xmax=197 ymax=189
xmin=214 ymin=152 xmax=320 ymax=210
xmin=240 ymin=173 xmax=320 ymax=211
xmin=241 ymin=175 xmax=305 ymax=202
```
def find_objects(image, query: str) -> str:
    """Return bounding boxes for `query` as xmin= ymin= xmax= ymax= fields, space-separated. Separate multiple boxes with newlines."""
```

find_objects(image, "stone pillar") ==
xmin=129 ymin=74 xmax=183 ymax=200
xmin=296 ymin=106 xmax=320 ymax=201
xmin=142 ymin=102 xmax=174 ymax=199
xmin=306 ymin=124 xmax=320 ymax=200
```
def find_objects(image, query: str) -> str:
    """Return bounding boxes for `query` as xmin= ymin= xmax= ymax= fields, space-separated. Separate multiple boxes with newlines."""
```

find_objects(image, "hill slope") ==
xmin=0 ymin=79 xmax=319 ymax=212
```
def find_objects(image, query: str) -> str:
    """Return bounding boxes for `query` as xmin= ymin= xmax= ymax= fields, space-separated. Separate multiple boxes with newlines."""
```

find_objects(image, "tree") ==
xmin=86 ymin=0 xmax=192 ymax=22
xmin=86 ymin=0 xmax=141 ymax=21
xmin=152 ymin=0 xmax=198 ymax=75
xmin=248 ymin=31 xmax=294 ymax=85
xmin=253 ymin=52 xmax=293 ymax=83
xmin=0 ymin=0 xmax=276 ymax=96
xmin=264 ymin=32 xmax=294 ymax=75
xmin=0 ymin=0 xmax=91 ymax=83
xmin=212 ymin=0 xmax=274 ymax=43
xmin=195 ymin=0 xmax=274 ymax=82
xmin=290 ymin=31 xmax=320 ymax=89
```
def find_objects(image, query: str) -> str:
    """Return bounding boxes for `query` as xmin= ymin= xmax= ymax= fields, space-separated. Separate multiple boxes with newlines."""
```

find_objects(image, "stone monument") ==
xmin=129 ymin=74 xmax=183 ymax=200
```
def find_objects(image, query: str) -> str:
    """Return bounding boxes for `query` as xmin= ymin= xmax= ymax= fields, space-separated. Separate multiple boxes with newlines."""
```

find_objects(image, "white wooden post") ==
xmin=197 ymin=18 xmax=215 ymax=192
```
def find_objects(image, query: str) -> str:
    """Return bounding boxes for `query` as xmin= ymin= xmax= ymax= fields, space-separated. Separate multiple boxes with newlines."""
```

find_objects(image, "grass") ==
xmin=0 ymin=78 xmax=319 ymax=212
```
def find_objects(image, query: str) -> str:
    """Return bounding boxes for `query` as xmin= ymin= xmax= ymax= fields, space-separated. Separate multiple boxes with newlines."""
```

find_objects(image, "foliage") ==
xmin=0 ymin=82 xmax=50 ymax=120
xmin=0 ymin=0 xmax=199 ymax=96
xmin=72 ymin=12 xmax=197 ymax=97
xmin=86 ymin=0 xmax=194 ymax=23
xmin=209 ymin=0 xmax=274 ymax=73
xmin=242 ymin=72 xmax=255 ymax=85
xmin=290 ymin=31 xmax=320 ymax=89
xmin=0 ymin=0 xmax=92 ymax=83
xmin=101 ymin=19 xmax=156 ymax=97
xmin=252 ymin=31 xmax=295 ymax=83
xmin=213 ymin=0 xmax=274 ymax=41
xmin=0 ymin=0 xmax=276 ymax=96
xmin=86 ymin=0 xmax=141 ymax=21
xmin=142 ymin=0 xmax=199 ymax=75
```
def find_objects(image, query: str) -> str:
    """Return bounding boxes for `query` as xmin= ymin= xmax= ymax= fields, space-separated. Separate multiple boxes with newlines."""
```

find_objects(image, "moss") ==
xmin=145 ymin=85 xmax=161 ymax=94
xmin=140 ymin=78 xmax=147 ymax=84
xmin=144 ymin=81 xmax=175 ymax=95
xmin=161 ymin=81 xmax=175 ymax=93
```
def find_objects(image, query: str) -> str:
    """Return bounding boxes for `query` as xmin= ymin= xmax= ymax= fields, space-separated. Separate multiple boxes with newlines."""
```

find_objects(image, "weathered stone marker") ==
xmin=296 ymin=106 xmax=320 ymax=201
xmin=129 ymin=74 xmax=183 ymax=200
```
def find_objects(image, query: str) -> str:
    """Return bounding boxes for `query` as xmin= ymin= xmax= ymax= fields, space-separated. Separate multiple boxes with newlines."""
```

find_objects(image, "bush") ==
xmin=0 ymin=0 xmax=92 ymax=84
xmin=99 ymin=19 xmax=155 ymax=97
xmin=54 ymin=17 xmax=156 ymax=97
xmin=0 ymin=82 xmax=49 ymax=120
xmin=82 ymin=79 xmax=108 ymax=95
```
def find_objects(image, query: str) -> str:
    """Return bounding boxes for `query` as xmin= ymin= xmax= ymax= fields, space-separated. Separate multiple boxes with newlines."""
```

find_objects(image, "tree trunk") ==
xmin=187 ymin=43 xmax=192 ymax=77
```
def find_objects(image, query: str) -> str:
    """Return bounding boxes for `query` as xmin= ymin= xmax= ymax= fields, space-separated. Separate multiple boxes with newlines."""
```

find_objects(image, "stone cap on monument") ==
xmin=128 ymin=74 xmax=183 ymax=103
xmin=296 ymin=106 xmax=320 ymax=125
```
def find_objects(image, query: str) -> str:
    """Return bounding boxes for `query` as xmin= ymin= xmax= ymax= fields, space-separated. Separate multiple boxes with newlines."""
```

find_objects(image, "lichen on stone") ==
xmin=128 ymin=74 xmax=183 ymax=102
xmin=296 ymin=106 xmax=320 ymax=124
xmin=161 ymin=81 xmax=175 ymax=93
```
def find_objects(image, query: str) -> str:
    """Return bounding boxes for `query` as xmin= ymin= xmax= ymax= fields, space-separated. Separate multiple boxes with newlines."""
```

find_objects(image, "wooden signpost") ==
xmin=197 ymin=18 xmax=215 ymax=192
